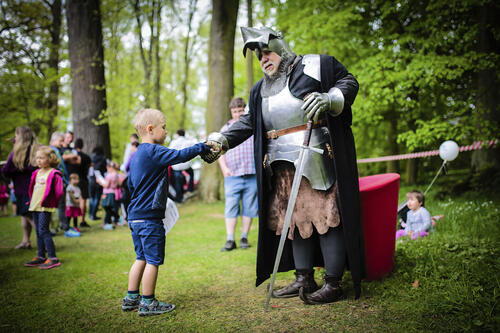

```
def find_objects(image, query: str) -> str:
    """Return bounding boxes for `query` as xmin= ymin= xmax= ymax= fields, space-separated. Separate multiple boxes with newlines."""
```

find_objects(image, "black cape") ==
xmin=223 ymin=54 xmax=366 ymax=297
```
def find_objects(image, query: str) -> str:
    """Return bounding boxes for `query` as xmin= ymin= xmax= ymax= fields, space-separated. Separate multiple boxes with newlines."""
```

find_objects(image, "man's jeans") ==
xmin=89 ymin=182 xmax=103 ymax=219
xmin=57 ymin=187 xmax=69 ymax=231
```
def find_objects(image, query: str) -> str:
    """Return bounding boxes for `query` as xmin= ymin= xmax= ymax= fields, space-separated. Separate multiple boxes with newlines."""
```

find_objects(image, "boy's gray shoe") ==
xmin=138 ymin=298 xmax=175 ymax=316
xmin=122 ymin=296 xmax=140 ymax=311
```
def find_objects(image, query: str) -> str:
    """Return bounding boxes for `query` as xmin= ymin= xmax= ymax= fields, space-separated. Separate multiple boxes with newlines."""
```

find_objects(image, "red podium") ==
xmin=359 ymin=173 xmax=400 ymax=280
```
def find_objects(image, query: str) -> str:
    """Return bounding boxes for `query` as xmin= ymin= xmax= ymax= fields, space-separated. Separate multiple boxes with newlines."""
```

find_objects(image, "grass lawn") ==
xmin=0 ymin=185 xmax=499 ymax=332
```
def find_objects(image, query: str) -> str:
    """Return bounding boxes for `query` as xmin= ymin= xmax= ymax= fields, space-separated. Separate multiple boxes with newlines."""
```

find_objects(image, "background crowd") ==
xmin=1 ymin=126 xmax=201 ymax=263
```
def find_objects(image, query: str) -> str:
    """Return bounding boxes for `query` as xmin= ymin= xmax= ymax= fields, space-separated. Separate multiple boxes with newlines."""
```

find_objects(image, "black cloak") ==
xmin=222 ymin=54 xmax=366 ymax=297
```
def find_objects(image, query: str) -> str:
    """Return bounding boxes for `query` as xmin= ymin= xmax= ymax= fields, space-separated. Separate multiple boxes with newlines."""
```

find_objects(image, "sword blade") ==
xmin=264 ymin=122 xmax=313 ymax=311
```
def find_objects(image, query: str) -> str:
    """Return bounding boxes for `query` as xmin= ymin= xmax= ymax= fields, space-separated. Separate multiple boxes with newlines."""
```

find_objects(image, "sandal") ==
xmin=15 ymin=242 xmax=31 ymax=250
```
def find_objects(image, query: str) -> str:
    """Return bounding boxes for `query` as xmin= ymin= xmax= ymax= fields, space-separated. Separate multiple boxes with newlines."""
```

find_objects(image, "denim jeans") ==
xmin=57 ymin=187 xmax=68 ymax=231
xmin=33 ymin=211 xmax=56 ymax=258
xmin=89 ymin=182 xmax=103 ymax=219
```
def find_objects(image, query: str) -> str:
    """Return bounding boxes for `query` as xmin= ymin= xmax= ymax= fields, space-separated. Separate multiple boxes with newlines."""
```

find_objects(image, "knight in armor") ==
xmin=201 ymin=27 xmax=366 ymax=305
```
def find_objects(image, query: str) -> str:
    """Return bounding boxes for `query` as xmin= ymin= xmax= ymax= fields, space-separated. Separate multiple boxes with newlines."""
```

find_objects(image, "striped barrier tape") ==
xmin=357 ymin=139 xmax=498 ymax=163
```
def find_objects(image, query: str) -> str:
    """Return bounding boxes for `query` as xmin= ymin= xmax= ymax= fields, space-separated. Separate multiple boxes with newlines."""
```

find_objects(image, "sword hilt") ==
xmin=302 ymin=121 xmax=313 ymax=146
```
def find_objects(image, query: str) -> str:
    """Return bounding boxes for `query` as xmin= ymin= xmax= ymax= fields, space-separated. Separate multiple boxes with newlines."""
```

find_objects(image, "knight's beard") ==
xmin=264 ymin=53 xmax=295 ymax=81
xmin=261 ymin=53 xmax=296 ymax=98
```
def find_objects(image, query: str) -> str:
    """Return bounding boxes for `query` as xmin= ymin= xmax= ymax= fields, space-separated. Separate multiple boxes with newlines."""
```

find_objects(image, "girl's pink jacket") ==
xmin=28 ymin=169 xmax=64 ymax=208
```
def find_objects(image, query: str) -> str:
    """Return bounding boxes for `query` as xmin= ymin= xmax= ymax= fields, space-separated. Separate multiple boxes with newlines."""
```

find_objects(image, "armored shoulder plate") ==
xmin=302 ymin=54 xmax=321 ymax=82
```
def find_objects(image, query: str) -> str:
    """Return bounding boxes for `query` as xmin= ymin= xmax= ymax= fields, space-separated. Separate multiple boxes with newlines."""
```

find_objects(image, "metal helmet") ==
xmin=241 ymin=26 xmax=294 ymax=59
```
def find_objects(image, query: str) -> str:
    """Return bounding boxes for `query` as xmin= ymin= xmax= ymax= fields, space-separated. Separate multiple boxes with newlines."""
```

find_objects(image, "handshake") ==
xmin=201 ymin=132 xmax=229 ymax=164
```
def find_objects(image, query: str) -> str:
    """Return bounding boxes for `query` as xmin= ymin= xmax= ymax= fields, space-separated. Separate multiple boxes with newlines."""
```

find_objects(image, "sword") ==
xmin=264 ymin=121 xmax=315 ymax=311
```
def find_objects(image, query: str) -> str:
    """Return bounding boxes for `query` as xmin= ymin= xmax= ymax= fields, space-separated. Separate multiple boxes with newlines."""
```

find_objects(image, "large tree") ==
xmin=200 ymin=0 xmax=239 ymax=201
xmin=66 ymin=0 xmax=111 ymax=157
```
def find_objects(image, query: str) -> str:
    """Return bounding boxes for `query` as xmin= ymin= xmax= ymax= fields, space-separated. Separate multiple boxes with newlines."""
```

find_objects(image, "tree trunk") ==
xmin=472 ymin=3 xmax=500 ymax=171
xmin=46 ymin=0 xmax=61 ymax=143
xmin=66 ymin=0 xmax=111 ymax=157
xmin=245 ymin=0 xmax=254 ymax=97
xmin=200 ymin=0 xmax=239 ymax=202
xmin=385 ymin=114 xmax=399 ymax=173
xmin=406 ymin=158 xmax=418 ymax=185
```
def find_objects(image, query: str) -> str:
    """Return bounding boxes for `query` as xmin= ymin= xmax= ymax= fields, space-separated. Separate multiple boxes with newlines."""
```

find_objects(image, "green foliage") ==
xmin=274 ymin=0 xmax=500 ymax=160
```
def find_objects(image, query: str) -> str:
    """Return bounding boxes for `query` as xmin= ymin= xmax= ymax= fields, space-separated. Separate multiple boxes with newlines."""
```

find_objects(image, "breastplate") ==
xmin=262 ymin=81 xmax=335 ymax=191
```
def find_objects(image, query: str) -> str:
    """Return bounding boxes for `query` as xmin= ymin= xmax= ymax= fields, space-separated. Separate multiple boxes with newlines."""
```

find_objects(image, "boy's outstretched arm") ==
xmin=154 ymin=143 xmax=210 ymax=167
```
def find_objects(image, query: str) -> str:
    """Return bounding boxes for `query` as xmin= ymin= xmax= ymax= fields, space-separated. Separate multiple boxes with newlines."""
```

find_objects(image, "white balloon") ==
xmin=439 ymin=140 xmax=459 ymax=161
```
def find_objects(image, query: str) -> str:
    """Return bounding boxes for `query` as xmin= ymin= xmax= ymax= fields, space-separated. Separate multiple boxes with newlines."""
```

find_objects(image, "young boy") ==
xmin=122 ymin=108 xmax=211 ymax=316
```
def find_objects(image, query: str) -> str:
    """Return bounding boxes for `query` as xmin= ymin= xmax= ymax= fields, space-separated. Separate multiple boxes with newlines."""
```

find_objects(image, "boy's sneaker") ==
xmin=122 ymin=296 xmax=140 ymax=311
xmin=39 ymin=258 xmax=61 ymax=270
xmin=138 ymin=298 xmax=175 ymax=316
xmin=24 ymin=257 xmax=46 ymax=267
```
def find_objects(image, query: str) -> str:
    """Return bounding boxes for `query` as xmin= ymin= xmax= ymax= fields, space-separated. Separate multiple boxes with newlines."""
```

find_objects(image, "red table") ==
xmin=359 ymin=173 xmax=400 ymax=280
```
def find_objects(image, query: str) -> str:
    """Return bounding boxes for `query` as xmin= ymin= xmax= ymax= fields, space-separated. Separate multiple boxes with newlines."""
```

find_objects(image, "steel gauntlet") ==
xmin=201 ymin=132 xmax=229 ymax=163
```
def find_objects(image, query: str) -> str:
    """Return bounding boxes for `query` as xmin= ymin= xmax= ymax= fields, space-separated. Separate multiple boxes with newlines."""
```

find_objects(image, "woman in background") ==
xmin=2 ymin=127 xmax=39 ymax=249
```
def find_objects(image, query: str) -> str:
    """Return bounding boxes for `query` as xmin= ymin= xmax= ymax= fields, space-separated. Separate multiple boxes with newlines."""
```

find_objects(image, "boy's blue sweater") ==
xmin=127 ymin=142 xmax=208 ymax=221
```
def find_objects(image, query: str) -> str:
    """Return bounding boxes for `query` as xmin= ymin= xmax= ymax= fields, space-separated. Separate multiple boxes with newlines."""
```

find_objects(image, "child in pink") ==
xmin=97 ymin=161 xmax=120 ymax=229
xmin=65 ymin=173 xmax=83 ymax=232
xmin=25 ymin=146 xmax=64 ymax=269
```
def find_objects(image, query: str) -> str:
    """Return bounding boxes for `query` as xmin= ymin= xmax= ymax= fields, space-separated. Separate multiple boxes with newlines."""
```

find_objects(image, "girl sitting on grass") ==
xmin=396 ymin=190 xmax=432 ymax=240
xmin=24 ymin=146 xmax=64 ymax=269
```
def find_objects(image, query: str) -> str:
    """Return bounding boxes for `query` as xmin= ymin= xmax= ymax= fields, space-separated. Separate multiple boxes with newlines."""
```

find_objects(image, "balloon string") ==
xmin=424 ymin=160 xmax=446 ymax=195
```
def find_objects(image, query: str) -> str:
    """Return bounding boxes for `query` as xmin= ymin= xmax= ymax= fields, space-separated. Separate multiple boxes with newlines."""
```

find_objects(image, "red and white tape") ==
xmin=357 ymin=139 xmax=498 ymax=163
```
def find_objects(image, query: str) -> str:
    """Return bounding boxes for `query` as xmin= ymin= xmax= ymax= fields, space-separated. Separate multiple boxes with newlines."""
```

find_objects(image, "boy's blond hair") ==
xmin=133 ymin=109 xmax=165 ymax=137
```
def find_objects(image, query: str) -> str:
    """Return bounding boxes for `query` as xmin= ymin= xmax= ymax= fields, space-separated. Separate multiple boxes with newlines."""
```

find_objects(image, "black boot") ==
xmin=272 ymin=270 xmax=318 ymax=298
xmin=299 ymin=275 xmax=344 ymax=305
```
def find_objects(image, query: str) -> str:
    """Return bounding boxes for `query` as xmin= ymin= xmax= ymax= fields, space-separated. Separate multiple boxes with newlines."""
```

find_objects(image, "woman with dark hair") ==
xmin=2 ymin=127 xmax=39 ymax=249
xmin=88 ymin=146 xmax=106 ymax=220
